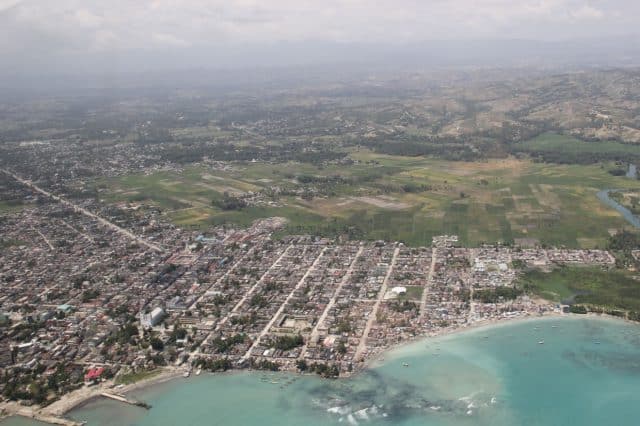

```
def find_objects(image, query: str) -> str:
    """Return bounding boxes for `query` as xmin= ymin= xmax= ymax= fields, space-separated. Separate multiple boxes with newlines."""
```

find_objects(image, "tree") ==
xmin=150 ymin=337 xmax=164 ymax=351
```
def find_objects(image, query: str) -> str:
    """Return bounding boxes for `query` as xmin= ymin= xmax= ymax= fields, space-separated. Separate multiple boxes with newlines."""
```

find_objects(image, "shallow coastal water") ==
xmin=6 ymin=316 xmax=640 ymax=426
xmin=0 ymin=418 xmax=49 ymax=426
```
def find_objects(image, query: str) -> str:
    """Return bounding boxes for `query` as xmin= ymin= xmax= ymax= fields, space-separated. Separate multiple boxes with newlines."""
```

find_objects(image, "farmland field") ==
xmin=515 ymin=132 xmax=640 ymax=156
xmin=93 ymin=148 xmax=640 ymax=248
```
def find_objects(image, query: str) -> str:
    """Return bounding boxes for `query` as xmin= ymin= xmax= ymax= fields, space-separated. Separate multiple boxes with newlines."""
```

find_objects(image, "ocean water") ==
xmin=6 ymin=316 xmax=640 ymax=426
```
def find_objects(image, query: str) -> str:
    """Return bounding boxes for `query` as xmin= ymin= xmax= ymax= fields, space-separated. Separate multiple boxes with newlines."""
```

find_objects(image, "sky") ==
xmin=0 ymin=0 xmax=639 ymax=78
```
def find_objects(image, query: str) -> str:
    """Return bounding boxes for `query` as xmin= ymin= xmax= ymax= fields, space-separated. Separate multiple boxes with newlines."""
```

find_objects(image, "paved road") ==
xmin=354 ymin=246 xmax=400 ymax=362
xmin=240 ymin=246 xmax=328 ymax=362
xmin=301 ymin=246 xmax=364 ymax=358
xmin=419 ymin=247 xmax=438 ymax=319
xmin=1 ymin=168 xmax=164 ymax=252
xmin=193 ymin=244 xmax=295 ymax=356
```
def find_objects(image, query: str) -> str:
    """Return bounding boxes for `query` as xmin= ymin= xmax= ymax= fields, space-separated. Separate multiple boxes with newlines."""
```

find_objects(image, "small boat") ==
xmin=270 ymin=380 xmax=280 ymax=384
xmin=551 ymin=325 xmax=558 ymax=329
xmin=538 ymin=340 xmax=545 ymax=345
xmin=183 ymin=371 xmax=191 ymax=378
xmin=195 ymin=369 xmax=202 ymax=376
xmin=402 ymin=363 xmax=409 ymax=367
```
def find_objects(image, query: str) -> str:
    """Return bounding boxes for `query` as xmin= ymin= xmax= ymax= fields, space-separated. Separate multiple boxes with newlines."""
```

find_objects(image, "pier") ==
xmin=0 ymin=407 xmax=85 ymax=426
xmin=100 ymin=392 xmax=152 ymax=409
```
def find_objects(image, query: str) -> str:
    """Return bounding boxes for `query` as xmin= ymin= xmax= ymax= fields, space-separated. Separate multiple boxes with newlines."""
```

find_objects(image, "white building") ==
xmin=140 ymin=307 xmax=165 ymax=328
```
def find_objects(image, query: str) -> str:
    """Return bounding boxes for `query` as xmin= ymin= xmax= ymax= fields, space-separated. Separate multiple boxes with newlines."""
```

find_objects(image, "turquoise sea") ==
xmin=5 ymin=316 xmax=640 ymax=426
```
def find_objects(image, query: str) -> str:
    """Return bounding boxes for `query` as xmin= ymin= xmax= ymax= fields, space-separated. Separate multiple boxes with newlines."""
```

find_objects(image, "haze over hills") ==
xmin=2 ymin=36 xmax=640 ymax=91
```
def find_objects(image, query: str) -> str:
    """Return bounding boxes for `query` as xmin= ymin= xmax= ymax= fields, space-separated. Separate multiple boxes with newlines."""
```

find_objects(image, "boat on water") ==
xmin=538 ymin=340 xmax=545 ymax=345
xmin=183 ymin=371 xmax=191 ymax=378
xmin=195 ymin=369 xmax=202 ymax=376
xmin=402 ymin=362 xmax=409 ymax=367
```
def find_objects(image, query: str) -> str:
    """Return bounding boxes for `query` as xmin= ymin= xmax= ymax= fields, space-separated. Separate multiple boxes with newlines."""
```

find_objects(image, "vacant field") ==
xmin=114 ymin=369 xmax=161 ymax=385
xmin=95 ymin=151 xmax=639 ymax=247
xmin=518 ymin=267 xmax=640 ymax=312
xmin=0 ymin=200 xmax=26 ymax=214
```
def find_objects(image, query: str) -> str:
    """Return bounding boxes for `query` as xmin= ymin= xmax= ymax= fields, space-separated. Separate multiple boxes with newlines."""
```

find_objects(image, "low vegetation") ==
xmin=519 ymin=266 xmax=640 ymax=315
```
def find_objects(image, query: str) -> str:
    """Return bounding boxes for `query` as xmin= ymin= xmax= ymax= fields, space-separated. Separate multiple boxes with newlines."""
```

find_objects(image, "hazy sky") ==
xmin=1 ymin=0 xmax=639 ymax=76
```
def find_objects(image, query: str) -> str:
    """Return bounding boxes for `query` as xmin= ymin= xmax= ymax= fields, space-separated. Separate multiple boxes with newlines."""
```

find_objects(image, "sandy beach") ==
xmin=0 ymin=368 xmax=184 ymax=425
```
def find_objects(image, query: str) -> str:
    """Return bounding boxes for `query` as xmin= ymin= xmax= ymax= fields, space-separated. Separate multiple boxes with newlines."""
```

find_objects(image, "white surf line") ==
xmin=300 ymin=245 xmax=364 ymax=359
xmin=354 ymin=246 xmax=400 ymax=362
xmin=1 ymin=168 xmax=164 ymax=253
xmin=240 ymin=246 xmax=328 ymax=362
xmin=419 ymin=247 xmax=438 ymax=319
xmin=194 ymin=244 xmax=293 ymax=355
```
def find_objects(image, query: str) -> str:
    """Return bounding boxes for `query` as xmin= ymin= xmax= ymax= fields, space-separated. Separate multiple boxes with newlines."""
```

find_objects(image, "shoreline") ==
xmin=57 ymin=369 xmax=184 ymax=415
xmin=3 ymin=311 xmax=635 ymax=425
xmin=357 ymin=310 xmax=565 ymax=372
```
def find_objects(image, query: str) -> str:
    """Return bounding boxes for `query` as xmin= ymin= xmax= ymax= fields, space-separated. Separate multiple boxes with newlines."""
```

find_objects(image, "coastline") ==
xmin=3 ymin=311 xmax=636 ymax=425
xmin=0 ymin=369 xmax=184 ymax=425
xmin=357 ymin=310 xmax=565 ymax=372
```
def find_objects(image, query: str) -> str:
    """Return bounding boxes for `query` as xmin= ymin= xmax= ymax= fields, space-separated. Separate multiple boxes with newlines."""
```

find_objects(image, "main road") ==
xmin=300 ymin=245 xmax=364 ymax=359
xmin=240 ymin=246 xmax=328 ymax=362
xmin=1 ymin=168 xmax=164 ymax=253
xmin=354 ymin=246 xmax=400 ymax=362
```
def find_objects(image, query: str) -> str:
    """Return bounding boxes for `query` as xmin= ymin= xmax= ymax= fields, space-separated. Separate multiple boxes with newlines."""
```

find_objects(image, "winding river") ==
xmin=597 ymin=190 xmax=640 ymax=229
xmin=596 ymin=164 xmax=640 ymax=229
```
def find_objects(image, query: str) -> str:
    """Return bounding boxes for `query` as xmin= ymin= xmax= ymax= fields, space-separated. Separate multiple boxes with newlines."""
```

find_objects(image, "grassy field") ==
xmin=94 ymin=150 xmax=640 ymax=247
xmin=609 ymin=190 xmax=640 ymax=215
xmin=514 ymin=132 xmax=640 ymax=156
xmin=114 ymin=369 xmax=161 ymax=385
xmin=0 ymin=200 xmax=26 ymax=214
xmin=0 ymin=238 xmax=25 ymax=248
xmin=518 ymin=266 xmax=640 ymax=312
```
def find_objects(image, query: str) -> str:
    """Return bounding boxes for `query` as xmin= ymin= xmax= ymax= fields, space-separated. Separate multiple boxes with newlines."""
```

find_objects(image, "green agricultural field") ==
xmin=94 ymin=152 xmax=640 ymax=247
xmin=515 ymin=133 xmax=640 ymax=156
xmin=518 ymin=266 xmax=640 ymax=313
